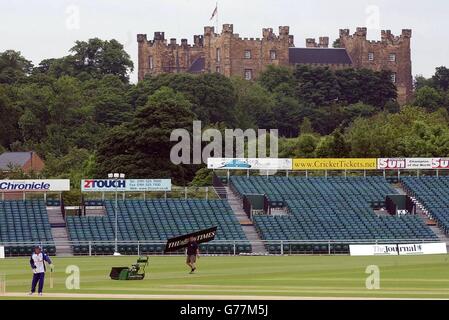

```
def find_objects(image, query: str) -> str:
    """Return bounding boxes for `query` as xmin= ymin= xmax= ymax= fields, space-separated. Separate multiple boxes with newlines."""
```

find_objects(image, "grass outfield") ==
xmin=1 ymin=255 xmax=449 ymax=299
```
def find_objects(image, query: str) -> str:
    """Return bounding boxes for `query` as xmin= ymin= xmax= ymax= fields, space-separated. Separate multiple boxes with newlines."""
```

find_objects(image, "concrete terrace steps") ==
xmin=47 ymin=206 xmax=73 ymax=256
xmin=224 ymin=186 xmax=268 ymax=254
xmin=85 ymin=206 xmax=107 ymax=216
xmin=47 ymin=207 xmax=65 ymax=225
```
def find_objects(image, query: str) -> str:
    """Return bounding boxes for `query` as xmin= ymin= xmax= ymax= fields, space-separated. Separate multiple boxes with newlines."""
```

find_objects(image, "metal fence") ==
xmin=0 ymin=239 xmax=441 ymax=257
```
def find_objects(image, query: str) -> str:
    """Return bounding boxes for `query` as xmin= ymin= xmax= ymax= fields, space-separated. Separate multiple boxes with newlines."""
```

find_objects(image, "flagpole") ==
xmin=215 ymin=2 xmax=219 ymax=32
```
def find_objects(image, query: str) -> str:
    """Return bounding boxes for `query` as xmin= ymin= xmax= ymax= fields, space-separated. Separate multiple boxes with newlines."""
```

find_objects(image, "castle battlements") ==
xmin=339 ymin=28 xmax=412 ymax=45
xmin=138 ymin=24 xmax=412 ymax=105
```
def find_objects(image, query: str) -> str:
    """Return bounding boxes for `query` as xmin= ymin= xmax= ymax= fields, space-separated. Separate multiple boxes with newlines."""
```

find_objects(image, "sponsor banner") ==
xmin=398 ymin=242 xmax=447 ymax=255
xmin=0 ymin=246 xmax=4 ymax=259
xmin=431 ymin=158 xmax=449 ymax=169
xmin=350 ymin=242 xmax=447 ymax=256
xmin=81 ymin=179 xmax=171 ymax=192
xmin=0 ymin=179 xmax=70 ymax=192
xmin=378 ymin=158 xmax=433 ymax=170
xmin=164 ymin=226 xmax=218 ymax=253
xmin=207 ymin=158 xmax=292 ymax=170
xmin=293 ymin=158 xmax=377 ymax=171
xmin=350 ymin=244 xmax=399 ymax=256
xmin=378 ymin=158 xmax=449 ymax=170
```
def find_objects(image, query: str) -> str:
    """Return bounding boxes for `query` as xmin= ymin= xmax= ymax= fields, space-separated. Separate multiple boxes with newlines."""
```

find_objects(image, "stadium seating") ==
xmin=402 ymin=176 xmax=449 ymax=234
xmin=66 ymin=199 xmax=251 ymax=255
xmin=0 ymin=200 xmax=55 ymax=256
xmin=230 ymin=176 xmax=437 ymax=253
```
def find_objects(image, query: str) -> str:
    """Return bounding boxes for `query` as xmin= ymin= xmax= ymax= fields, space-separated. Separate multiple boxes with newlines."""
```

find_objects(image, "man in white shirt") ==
xmin=29 ymin=246 xmax=53 ymax=296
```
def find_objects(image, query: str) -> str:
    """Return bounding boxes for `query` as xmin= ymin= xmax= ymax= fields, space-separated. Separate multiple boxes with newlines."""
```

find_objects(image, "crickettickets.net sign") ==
xmin=81 ymin=179 xmax=171 ymax=192
xmin=293 ymin=158 xmax=377 ymax=170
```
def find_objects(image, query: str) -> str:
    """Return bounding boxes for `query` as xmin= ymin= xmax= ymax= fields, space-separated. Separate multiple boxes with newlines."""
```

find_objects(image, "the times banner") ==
xmin=164 ymin=226 xmax=218 ymax=253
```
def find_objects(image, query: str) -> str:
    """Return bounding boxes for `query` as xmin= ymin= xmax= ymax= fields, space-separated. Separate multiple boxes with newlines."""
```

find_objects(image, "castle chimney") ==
xmin=170 ymin=38 xmax=177 ymax=46
xmin=306 ymin=38 xmax=317 ymax=48
xmin=319 ymin=37 xmax=329 ymax=48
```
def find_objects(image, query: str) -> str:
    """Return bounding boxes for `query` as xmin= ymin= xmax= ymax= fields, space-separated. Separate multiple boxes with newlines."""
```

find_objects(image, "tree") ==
xmin=332 ymin=39 xmax=341 ymax=48
xmin=335 ymin=68 xmax=397 ymax=108
xmin=0 ymin=85 xmax=20 ymax=147
xmin=294 ymin=65 xmax=340 ymax=106
xmin=96 ymin=87 xmax=197 ymax=184
xmin=414 ymin=75 xmax=434 ymax=91
xmin=258 ymin=65 xmax=295 ymax=93
xmin=314 ymin=129 xmax=350 ymax=157
xmin=190 ymin=167 xmax=213 ymax=187
xmin=271 ymin=95 xmax=302 ymax=137
xmin=414 ymin=86 xmax=443 ymax=111
xmin=432 ymin=66 xmax=449 ymax=91
xmin=299 ymin=117 xmax=313 ymax=134
xmin=345 ymin=106 xmax=449 ymax=157
xmin=233 ymin=79 xmax=275 ymax=129
xmin=278 ymin=134 xmax=318 ymax=158
xmin=69 ymin=38 xmax=134 ymax=82
xmin=129 ymin=73 xmax=237 ymax=126
xmin=0 ymin=50 xmax=33 ymax=84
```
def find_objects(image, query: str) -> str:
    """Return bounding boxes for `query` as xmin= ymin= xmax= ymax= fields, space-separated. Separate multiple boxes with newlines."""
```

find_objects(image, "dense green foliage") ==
xmin=0 ymin=39 xmax=448 ymax=185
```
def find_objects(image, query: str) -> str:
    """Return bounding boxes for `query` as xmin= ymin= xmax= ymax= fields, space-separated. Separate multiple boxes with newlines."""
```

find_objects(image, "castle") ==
xmin=137 ymin=24 xmax=413 ymax=104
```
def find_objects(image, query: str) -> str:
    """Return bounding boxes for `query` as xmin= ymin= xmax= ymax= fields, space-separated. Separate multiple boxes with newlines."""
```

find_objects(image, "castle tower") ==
xmin=137 ymin=30 xmax=205 ymax=80
xmin=339 ymin=27 xmax=413 ymax=104
xmin=202 ymin=24 xmax=292 ymax=79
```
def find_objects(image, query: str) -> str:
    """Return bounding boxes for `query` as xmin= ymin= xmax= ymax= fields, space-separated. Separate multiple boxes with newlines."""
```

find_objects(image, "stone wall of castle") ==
xmin=137 ymin=32 xmax=204 ymax=79
xmin=138 ymin=25 xmax=413 ymax=104
xmin=138 ymin=24 xmax=293 ymax=80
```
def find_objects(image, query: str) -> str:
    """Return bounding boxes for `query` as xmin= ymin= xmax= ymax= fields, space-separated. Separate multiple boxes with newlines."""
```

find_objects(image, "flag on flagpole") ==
xmin=210 ymin=4 xmax=218 ymax=21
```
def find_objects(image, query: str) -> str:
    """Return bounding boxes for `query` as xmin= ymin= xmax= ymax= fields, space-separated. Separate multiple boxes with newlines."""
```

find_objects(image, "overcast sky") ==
xmin=1 ymin=0 xmax=447 ymax=83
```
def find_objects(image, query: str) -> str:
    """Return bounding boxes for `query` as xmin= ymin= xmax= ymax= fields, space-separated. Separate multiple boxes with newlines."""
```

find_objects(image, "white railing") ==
xmin=0 ymin=239 xmax=439 ymax=257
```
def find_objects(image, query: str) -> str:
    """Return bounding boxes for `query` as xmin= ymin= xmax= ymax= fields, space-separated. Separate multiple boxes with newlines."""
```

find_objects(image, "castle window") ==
xmin=216 ymin=66 xmax=221 ymax=74
xmin=216 ymin=48 xmax=221 ymax=62
xmin=149 ymin=56 xmax=154 ymax=70
xmin=389 ymin=53 xmax=396 ymax=62
xmin=244 ymin=50 xmax=252 ymax=59
xmin=270 ymin=50 xmax=277 ymax=60
xmin=391 ymin=73 xmax=397 ymax=83
xmin=368 ymin=52 xmax=374 ymax=61
xmin=244 ymin=69 xmax=253 ymax=80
